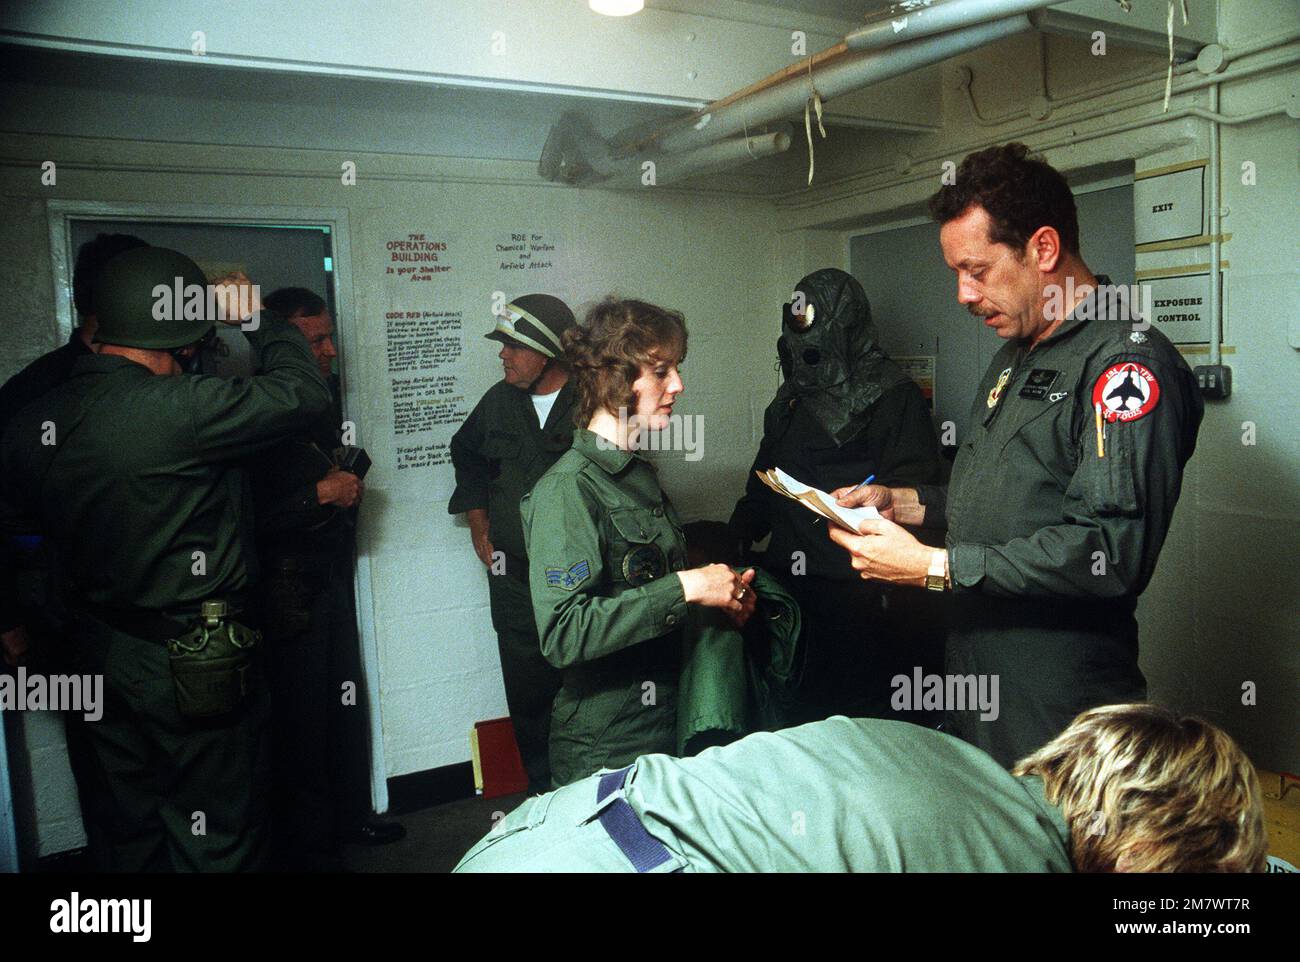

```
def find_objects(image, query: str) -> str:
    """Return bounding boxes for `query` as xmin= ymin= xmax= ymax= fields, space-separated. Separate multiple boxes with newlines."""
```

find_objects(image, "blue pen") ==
xmin=848 ymin=474 xmax=876 ymax=494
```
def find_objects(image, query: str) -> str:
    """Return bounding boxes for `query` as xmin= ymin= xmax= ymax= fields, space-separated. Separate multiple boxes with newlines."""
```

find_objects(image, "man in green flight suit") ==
xmin=829 ymin=144 xmax=1205 ymax=767
xmin=449 ymin=293 xmax=578 ymax=793
xmin=455 ymin=703 xmax=1266 ymax=873
xmin=0 ymin=247 xmax=332 ymax=871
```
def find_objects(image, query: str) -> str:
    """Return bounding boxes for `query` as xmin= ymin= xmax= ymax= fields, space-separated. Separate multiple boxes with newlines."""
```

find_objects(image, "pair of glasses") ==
xmin=782 ymin=298 xmax=817 ymax=332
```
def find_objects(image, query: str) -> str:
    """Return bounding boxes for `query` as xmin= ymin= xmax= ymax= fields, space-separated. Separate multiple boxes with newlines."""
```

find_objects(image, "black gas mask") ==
xmin=169 ymin=327 xmax=217 ymax=374
xmin=782 ymin=296 xmax=823 ymax=368
xmin=780 ymin=287 xmax=838 ymax=390
xmin=771 ymin=267 xmax=905 ymax=446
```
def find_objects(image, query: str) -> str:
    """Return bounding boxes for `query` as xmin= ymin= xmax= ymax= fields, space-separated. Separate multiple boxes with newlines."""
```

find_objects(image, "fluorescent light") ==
xmin=590 ymin=0 xmax=644 ymax=15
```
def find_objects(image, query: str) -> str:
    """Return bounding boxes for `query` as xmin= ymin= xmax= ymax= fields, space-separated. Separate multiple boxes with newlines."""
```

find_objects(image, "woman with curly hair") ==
xmin=521 ymin=297 xmax=756 ymax=788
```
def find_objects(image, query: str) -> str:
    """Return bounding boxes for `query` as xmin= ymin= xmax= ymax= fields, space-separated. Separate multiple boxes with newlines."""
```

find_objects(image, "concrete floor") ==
xmin=342 ymin=791 xmax=527 ymax=873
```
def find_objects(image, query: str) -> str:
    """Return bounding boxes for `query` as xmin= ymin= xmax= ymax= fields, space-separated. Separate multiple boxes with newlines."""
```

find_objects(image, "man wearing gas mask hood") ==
xmin=729 ymin=268 xmax=944 ymax=724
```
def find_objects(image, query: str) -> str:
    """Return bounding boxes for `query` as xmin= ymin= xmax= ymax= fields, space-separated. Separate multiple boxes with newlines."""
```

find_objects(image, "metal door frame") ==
xmin=44 ymin=199 xmax=389 ymax=814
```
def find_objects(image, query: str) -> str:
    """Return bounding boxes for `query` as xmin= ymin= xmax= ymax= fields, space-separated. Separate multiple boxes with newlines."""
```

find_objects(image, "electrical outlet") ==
xmin=1193 ymin=364 xmax=1232 ymax=399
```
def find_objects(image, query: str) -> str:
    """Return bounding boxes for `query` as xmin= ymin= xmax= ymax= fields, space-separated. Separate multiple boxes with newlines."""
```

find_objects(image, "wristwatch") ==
xmin=925 ymin=550 xmax=948 ymax=592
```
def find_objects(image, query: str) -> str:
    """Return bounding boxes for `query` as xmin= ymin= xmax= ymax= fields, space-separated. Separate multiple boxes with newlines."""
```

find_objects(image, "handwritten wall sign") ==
xmin=380 ymin=233 xmax=467 ymax=485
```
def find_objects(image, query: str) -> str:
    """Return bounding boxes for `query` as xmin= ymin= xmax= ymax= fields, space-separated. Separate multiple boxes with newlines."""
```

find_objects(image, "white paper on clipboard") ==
xmin=768 ymin=467 xmax=880 ymax=532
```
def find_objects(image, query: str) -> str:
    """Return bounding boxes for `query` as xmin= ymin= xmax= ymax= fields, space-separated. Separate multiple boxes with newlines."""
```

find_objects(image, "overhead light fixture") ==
xmin=590 ymin=0 xmax=644 ymax=15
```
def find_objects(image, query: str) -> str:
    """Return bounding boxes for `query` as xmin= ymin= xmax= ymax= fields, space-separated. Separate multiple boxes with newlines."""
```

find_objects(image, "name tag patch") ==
xmin=1018 ymin=369 xmax=1061 ymax=400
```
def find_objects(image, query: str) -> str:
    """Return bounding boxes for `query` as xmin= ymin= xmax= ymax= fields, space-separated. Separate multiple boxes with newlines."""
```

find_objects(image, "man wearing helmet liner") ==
xmin=449 ymin=293 xmax=578 ymax=794
xmin=0 ymin=247 xmax=331 ymax=871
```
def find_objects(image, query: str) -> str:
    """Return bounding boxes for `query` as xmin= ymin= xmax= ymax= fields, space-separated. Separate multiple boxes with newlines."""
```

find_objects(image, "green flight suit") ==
xmin=454 ymin=715 xmax=1072 ymax=872
xmin=0 ymin=314 xmax=331 ymax=871
xmin=919 ymin=279 xmax=1204 ymax=766
xmin=521 ymin=428 xmax=690 ymax=788
xmin=449 ymin=379 xmax=576 ymax=792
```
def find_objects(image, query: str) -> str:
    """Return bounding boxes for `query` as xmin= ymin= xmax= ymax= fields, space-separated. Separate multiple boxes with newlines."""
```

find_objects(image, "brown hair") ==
xmin=1013 ymin=704 xmax=1268 ymax=873
xmin=928 ymin=142 xmax=1081 ymax=257
xmin=563 ymin=297 xmax=688 ymax=426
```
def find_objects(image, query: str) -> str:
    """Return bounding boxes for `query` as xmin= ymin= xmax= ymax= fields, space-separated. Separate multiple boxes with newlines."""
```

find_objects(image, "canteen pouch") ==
xmin=167 ymin=615 xmax=260 ymax=719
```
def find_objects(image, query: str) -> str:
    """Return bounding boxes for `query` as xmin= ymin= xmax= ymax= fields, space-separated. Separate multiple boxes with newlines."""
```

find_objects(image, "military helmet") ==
xmin=485 ymin=293 xmax=575 ymax=359
xmin=93 ymin=246 xmax=216 ymax=350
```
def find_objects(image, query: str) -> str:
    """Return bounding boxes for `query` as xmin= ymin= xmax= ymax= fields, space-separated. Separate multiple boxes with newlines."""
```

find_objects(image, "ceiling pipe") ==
xmin=541 ymin=7 xmax=1038 ymax=187
xmin=538 ymin=112 xmax=791 ymax=187
xmin=846 ymin=0 xmax=1060 ymax=52
xmin=610 ymin=14 xmax=1032 ymax=159
xmin=599 ymin=128 xmax=792 ymax=189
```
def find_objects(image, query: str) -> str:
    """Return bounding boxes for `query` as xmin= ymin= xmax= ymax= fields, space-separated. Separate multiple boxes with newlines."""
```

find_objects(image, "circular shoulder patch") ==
xmin=622 ymin=544 xmax=666 ymax=586
xmin=1092 ymin=362 xmax=1160 ymax=423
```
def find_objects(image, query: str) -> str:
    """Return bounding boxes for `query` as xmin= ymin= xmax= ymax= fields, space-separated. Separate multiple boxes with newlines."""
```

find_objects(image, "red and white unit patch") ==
xmin=1092 ymin=362 xmax=1160 ymax=423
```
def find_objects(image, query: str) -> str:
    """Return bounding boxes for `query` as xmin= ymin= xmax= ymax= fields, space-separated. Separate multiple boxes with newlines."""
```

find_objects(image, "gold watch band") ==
xmin=925 ymin=550 xmax=948 ymax=592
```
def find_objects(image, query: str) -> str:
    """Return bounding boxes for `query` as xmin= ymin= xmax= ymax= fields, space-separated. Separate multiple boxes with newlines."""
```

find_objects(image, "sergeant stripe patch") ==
xmin=545 ymin=560 xmax=591 ymax=591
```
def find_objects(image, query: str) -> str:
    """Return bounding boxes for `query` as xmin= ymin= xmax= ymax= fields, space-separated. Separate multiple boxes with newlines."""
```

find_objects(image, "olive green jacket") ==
xmin=521 ymin=428 xmax=689 ymax=673
xmin=942 ymin=279 xmax=1203 ymax=604
xmin=0 ymin=314 xmax=330 ymax=618
xmin=924 ymin=279 xmax=1205 ymax=765
xmin=449 ymin=379 xmax=577 ymax=561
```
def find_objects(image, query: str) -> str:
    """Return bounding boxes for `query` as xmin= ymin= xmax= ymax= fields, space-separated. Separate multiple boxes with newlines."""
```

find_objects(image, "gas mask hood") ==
xmin=771 ymin=268 xmax=908 ymax=447
xmin=169 ymin=327 xmax=217 ymax=375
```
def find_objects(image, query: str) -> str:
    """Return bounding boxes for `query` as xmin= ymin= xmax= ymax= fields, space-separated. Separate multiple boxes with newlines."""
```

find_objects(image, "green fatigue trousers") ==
xmin=548 ymin=664 xmax=677 ymax=790
xmin=72 ymin=613 xmax=271 ymax=872
xmin=487 ymin=561 xmax=561 ymax=795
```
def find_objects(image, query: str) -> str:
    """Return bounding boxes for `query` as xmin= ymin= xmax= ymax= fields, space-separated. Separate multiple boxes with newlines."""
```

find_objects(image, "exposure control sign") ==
xmin=1147 ymin=272 xmax=1214 ymax=344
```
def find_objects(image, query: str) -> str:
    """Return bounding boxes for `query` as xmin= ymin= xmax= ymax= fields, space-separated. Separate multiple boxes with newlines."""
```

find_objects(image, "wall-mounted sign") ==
xmin=1148 ymin=272 xmax=1213 ymax=344
xmin=1134 ymin=165 xmax=1205 ymax=246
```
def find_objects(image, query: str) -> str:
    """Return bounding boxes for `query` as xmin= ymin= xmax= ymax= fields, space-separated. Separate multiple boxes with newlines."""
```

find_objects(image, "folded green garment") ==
xmin=677 ymin=568 xmax=802 ymax=756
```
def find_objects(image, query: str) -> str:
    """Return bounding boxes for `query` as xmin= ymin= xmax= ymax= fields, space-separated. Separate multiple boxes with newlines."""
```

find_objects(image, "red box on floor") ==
xmin=471 ymin=717 xmax=528 ymax=799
